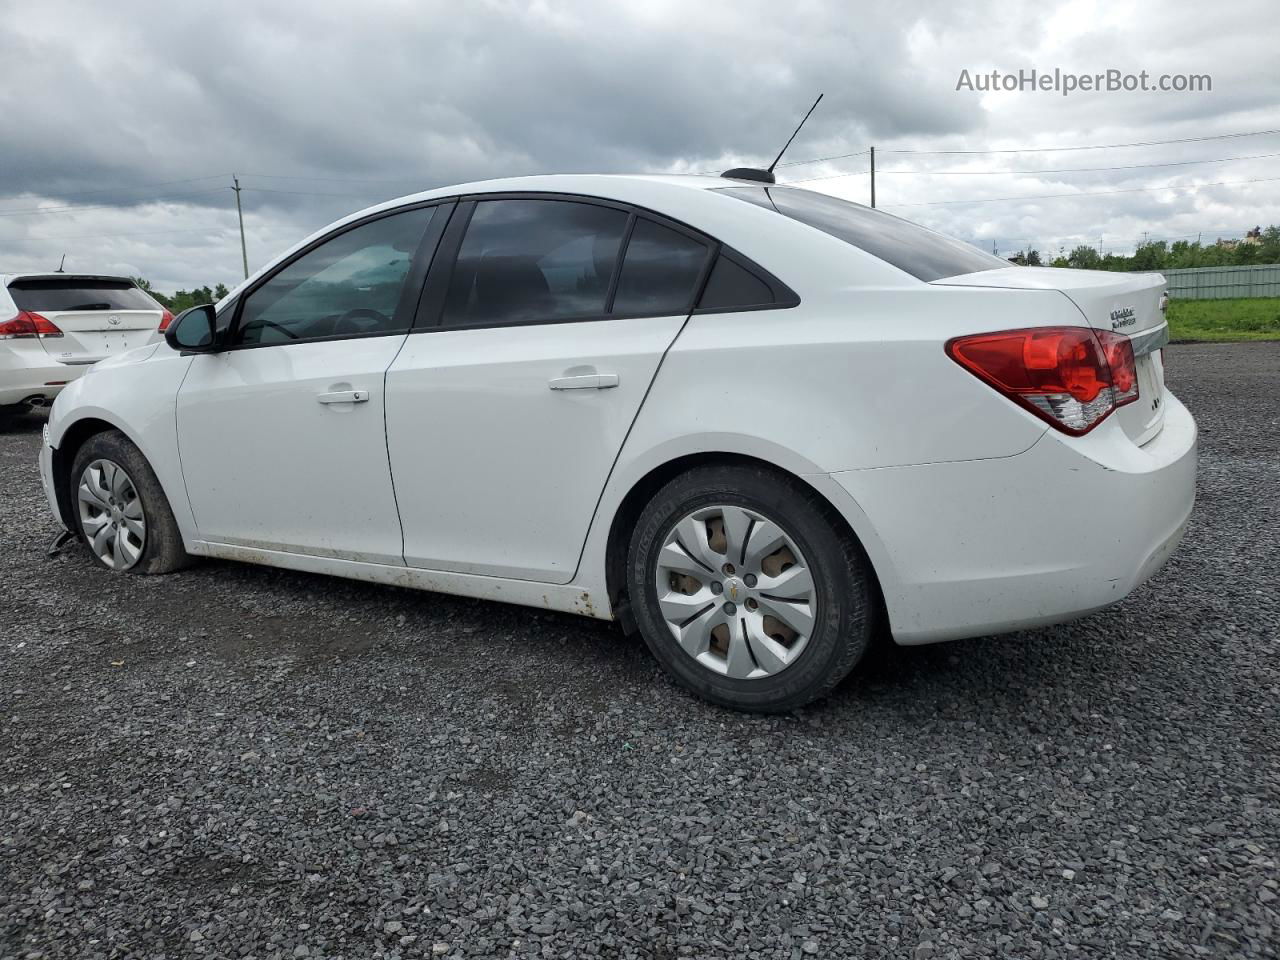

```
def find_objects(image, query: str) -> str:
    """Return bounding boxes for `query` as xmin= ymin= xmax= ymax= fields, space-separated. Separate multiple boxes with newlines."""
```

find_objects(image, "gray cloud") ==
xmin=1 ymin=0 xmax=1276 ymax=290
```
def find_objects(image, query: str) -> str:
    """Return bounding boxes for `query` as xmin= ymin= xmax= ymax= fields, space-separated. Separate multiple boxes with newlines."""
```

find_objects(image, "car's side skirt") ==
xmin=188 ymin=540 xmax=615 ymax=621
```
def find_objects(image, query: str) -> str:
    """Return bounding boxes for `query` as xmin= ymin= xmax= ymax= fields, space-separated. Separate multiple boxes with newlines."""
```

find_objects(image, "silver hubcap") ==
xmin=77 ymin=459 xmax=145 ymax=570
xmin=656 ymin=505 xmax=817 ymax=680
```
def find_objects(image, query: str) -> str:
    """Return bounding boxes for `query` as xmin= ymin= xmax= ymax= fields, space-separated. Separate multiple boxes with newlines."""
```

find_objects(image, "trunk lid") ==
xmin=6 ymin=276 xmax=163 ymax=365
xmin=936 ymin=267 xmax=1169 ymax=445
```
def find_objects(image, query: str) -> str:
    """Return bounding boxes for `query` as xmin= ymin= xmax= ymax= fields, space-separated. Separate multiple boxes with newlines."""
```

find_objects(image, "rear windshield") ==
xmin=7 ymin=278 xmax=158 ymax=312
xmin=717 ymin=186 xmax=1008 ymax=282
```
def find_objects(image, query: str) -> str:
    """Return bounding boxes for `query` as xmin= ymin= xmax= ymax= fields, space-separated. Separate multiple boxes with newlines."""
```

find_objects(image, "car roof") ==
xmin=213 ymin=173 xmax=918 ymax=310
xmin=340 ymin=172 xmax=730 ymax=218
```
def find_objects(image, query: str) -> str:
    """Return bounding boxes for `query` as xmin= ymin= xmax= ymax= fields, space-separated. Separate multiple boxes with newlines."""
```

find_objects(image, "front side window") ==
xmin=235 ymin=206 xmax=437 ymax=346
xmin=611 ymin=218 xmax=710 ymax=317
xmin=718 ymin=186 xmax=1007 ymax=282
xmin=442 ymin=199 xmax=628 ymax=327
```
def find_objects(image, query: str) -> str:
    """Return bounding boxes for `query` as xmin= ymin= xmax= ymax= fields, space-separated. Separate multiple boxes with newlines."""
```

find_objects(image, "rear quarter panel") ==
xmin=573 ymin=282 xmax=1084 ymax=605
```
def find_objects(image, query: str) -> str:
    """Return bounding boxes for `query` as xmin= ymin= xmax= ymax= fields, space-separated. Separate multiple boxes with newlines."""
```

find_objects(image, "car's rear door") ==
xmin=175 ymin=202 xmax=450 ymax=564
xmin=6 ymin=277 xmax=163 ymax=364
xmin=385 ymin=196 xmax=714 ymax=583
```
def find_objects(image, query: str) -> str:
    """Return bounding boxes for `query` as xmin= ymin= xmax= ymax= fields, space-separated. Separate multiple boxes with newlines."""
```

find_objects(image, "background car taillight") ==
xmin=157 ymin=309 xmax=175 ymax=332
xmin=947 ymin=326 xmax=1139 ymax=435
xmin=0 ymin=311 xmax=64 ymax=340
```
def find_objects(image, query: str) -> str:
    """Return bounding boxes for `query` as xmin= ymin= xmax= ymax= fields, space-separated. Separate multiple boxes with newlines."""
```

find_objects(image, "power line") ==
xmin=0 ymin=182 xmax=393 ymax=219
xmin=775 ymin=149 xmax=869 ymax=169
xmin=878 ymin=128 xmax=1280 ymax=156
xmin=786 ymin=150 xmax=1280 ymax=183
xmin=20 ymin=226 xmax=233 ymax=242
xmin=771 ymin=128 xmax=1280 ymax=172
xmin=878 ymin=175 xmax=1280 ymax=207
xmin=245 ymin=186 xmax=395 ymax=199
xmin=835 ymin=151 xmax=1280 ymax=179
xmin=240 ymin=172 xmax=433 ymax=185
xmin=0 ymin=188 xmax=229 ymax=218
xmin=0 ymin=175 xmax=230 ymax=206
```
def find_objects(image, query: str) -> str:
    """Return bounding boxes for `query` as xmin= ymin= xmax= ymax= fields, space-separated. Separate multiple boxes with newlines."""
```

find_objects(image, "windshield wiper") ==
xmin=66 ymin=302 xmax=113 ymax=310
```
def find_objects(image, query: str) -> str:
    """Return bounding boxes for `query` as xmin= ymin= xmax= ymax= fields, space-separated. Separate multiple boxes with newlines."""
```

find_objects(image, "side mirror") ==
xmin=165 ymin=304 xmax=219 ymax=353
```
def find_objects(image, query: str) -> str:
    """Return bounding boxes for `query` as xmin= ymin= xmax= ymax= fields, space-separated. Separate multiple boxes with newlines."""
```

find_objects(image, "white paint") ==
xmin=40 ymin=174 xmax=1198 ymax=649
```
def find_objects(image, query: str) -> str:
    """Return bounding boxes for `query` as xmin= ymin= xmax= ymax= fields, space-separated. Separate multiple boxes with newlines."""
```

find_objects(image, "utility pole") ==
xmin=869 ymin=146 xmax=876 ymax=208
xmin=232 ymin=174 xmax=248 ymax=279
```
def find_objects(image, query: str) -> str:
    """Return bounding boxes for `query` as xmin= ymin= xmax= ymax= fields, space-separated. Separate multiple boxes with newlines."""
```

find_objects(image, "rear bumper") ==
xmin=832 ymin=392 xmax=1198 ymax=644
xmin=0 ymin=348 xmax=85 ymax=406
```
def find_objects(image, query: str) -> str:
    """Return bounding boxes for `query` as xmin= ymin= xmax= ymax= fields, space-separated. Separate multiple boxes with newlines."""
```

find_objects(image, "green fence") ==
xmin=1154 ymin=264 xmax=1280 ymax=300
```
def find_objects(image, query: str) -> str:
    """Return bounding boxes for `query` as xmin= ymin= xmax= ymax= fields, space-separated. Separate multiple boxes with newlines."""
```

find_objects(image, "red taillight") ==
xmin=157 ymin=309 xmax=174 ymax=332
xmin=0 ymin=311 xmax=63 ymax=340
xmin=1099 ymin=333 xmax=1138 ymax=406
xmin=947 ymin=326 xmax=1139 ymax=435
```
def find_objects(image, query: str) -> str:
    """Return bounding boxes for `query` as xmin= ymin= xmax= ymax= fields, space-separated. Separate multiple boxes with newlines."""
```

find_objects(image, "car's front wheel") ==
xmin=627 ymin=463 xmax=873 ymax=712
xmin=69 ymin=429 xmax=190 ymax=575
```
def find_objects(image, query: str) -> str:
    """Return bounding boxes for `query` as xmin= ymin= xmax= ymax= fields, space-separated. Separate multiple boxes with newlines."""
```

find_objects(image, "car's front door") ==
xmin=385 ymin=197 xmax=714 ymax=583
xmin=176 ymin=203 xmax=449 ymax=564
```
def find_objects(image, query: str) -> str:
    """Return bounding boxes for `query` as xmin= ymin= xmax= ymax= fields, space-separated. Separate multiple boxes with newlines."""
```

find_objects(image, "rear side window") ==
xmin=611 ymin=219 xmax=710 ymax=317
xmin=443 ymin=199 xmax=628 ymax=327
xmin=8 ymin=278 xmax=157 ymax=312
xmin=718 ymin=186 xmax=1007 ymax=282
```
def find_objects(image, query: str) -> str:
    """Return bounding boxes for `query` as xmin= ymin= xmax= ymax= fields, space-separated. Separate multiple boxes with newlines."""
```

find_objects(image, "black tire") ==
xmin=627 ymin=463 xmax=873 ymax=712
xmin=69 ymin=429 xmax=192 ymax=575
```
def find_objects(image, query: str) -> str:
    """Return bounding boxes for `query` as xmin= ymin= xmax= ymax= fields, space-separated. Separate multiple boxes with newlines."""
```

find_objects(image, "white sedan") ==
xmin=38 ymin=173 xmax=1197 ymax=711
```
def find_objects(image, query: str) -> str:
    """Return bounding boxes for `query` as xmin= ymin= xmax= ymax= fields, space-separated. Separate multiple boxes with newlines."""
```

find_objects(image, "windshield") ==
xmin=717 ymin=185 xmax=1008 ymax=282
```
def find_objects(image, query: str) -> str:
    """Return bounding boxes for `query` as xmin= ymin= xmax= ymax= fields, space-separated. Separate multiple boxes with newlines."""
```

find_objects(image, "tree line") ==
xmin=1007 ymin=225 xmax=1280 ymax=272
xmin=133 ymin=278 xmax=230 ymax=313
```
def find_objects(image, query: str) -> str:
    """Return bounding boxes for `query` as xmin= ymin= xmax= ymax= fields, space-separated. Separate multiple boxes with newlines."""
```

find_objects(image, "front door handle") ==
xmin=548 ymin=373 xmax=619 ymax=391
xmin=316 ymin=389 xmax=369 ymax=404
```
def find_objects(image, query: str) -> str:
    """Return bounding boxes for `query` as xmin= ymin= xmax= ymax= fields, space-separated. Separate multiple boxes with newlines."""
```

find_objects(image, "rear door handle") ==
xmin=548 ymin=373 xmax=619 ymax=390
xmin=316 ymin=389 xmax=369 ymax=404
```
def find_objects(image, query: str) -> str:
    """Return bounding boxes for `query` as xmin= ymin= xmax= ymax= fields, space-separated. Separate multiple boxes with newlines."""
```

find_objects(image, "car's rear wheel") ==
xmin=69 ymin=430 xmax=190 ymax=575
xmin=627 ymin=463 xmax=873 ymax=712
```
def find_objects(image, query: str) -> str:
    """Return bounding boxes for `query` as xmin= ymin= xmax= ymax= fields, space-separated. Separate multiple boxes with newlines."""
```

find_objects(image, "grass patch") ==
xmin=1166 ymin=297 xmax=1280 ymax=342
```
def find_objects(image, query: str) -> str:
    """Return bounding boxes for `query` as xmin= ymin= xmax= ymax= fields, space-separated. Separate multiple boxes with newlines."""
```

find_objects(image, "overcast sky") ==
xmin=2 ymin=0 xmax=1277 ymax=292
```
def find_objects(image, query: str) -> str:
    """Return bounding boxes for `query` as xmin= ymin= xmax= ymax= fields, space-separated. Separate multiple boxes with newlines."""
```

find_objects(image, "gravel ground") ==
xmin=2 ymin=342 xmax=1278 ymax=960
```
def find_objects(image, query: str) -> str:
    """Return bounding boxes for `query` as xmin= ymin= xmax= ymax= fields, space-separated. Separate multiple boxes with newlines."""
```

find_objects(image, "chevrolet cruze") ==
xmin=39 ymin=174 xmax=1197 ymax=711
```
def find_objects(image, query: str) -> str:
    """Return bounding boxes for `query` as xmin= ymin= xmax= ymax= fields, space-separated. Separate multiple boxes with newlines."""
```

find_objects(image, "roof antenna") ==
xmin=722 ymin=93 xmax=824 ymax=185
xmin=55 ymin=253 xmax=66 ymax=273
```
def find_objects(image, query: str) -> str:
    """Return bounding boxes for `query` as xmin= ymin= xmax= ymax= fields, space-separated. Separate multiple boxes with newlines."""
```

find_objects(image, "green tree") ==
xmin=1067 ymin=245 xmax=1102 ymax=270
xmin=133 ymin=278 xmax=230 ymax=310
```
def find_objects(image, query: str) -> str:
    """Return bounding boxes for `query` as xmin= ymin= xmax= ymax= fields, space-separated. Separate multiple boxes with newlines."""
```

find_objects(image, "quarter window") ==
xmin=442 ymin=199 xmax=627 ymax=327
xmin=611 ymin=218 xmax=710 ymax=317
xmin=235 ymin=206 xmax=437 ymax=346
xmin=696 ymin=254 xmax=776 ymax=311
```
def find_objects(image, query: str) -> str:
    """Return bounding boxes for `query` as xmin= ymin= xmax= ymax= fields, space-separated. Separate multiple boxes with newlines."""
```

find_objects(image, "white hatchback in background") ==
xmin=37 ymin=174 xmax=1197 ymax=712
xmin=0 ymin=275 xmax=171 ymax=411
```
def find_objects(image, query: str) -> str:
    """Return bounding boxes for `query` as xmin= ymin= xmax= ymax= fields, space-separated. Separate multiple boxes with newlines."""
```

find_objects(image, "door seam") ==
xmin=565 ymin=312 xmax=693 ymax=583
